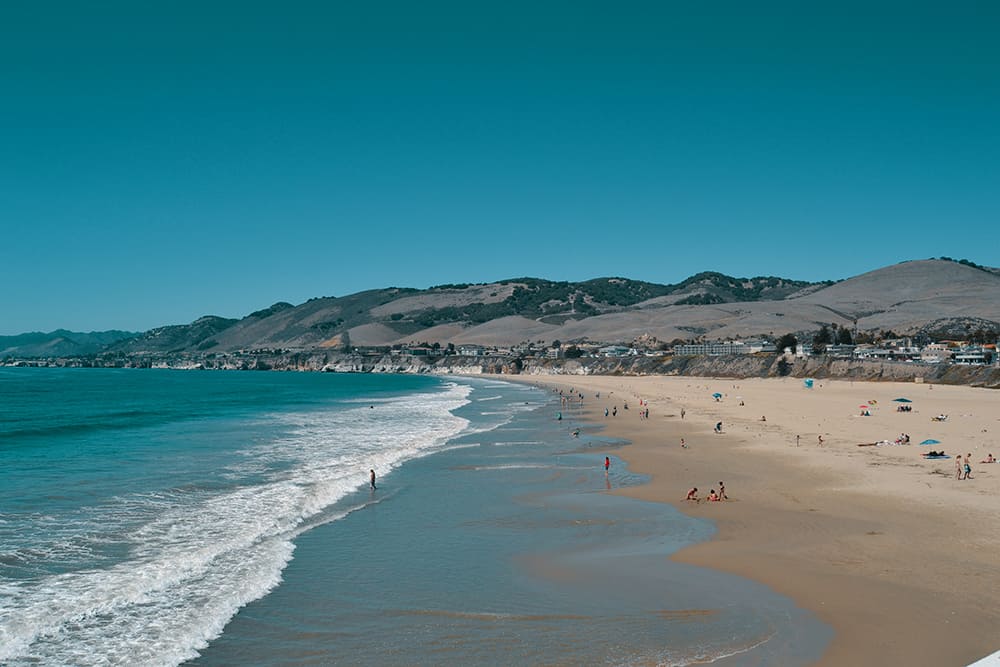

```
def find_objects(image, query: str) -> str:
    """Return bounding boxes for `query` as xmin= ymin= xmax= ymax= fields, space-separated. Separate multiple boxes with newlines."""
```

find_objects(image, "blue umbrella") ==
xmin=920 ymin=439 xmax=940 ymax=445
xmin=712 ymin=392 xmax=723 ymax=399
xmin=893 ymin=398 xmax=912 ymax=403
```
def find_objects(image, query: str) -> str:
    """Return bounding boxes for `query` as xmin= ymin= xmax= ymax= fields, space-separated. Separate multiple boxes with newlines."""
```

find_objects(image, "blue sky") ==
xmin=3 ymin=1 xmax=998 ymax=334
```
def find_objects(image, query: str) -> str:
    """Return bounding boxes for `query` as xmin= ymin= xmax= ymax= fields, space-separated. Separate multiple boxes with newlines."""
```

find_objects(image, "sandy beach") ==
xmin=519 ymin=374 xmax=1000 ymax=666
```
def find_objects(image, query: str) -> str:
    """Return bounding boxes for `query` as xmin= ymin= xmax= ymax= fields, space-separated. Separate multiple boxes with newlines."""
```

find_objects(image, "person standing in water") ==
xmin=604 ymin=456 xmax=610 ymax=473
xmin=370 ymin=469 xmax=377 ymax=490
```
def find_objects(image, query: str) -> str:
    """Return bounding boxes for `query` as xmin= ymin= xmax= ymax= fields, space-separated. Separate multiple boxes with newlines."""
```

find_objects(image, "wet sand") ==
xmin=519 ymin=375 xmax=1000 ymax=666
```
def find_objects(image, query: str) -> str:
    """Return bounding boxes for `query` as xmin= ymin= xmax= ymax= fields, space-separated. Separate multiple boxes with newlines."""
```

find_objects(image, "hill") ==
xmin=8 ymin=259 xmax=1000 ymax=359
xmin=0 ymin=330 xmax=138 ymax=358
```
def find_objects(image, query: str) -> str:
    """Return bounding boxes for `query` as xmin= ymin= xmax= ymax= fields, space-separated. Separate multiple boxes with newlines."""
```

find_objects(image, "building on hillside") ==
xmin=745 ymin=340 xmax=776 ymax=354
xmin=954 ymin=346 xmax=988 ymax=365
xmin=457 ymin=345 xmax=487 ymax=357
xmin=598 ymin=345 xmax=633 ymax=357
xmin=673 ymin=341 xmax=762 ymax=356
xmin=853 ymin=346 xmax=894 ymax=360
xmin=825 ymin=344 xmax=856 ymax=358
xmin=920 ymin=343 xmax=952 ymax=364
xmin=402 ymin=345 xmax=444 ymax=357
xmin=891 ymin=345 xmax=922 ymax=361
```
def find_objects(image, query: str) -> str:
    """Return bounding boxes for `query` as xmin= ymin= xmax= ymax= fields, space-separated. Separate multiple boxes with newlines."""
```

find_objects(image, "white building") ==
xmin=673 ymin=341 xmax=770 ymax=356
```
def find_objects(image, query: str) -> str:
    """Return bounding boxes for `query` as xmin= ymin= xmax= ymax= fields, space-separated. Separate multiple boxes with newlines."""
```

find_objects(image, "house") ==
xmin=673 ymin=341 xmax=748 ymax=356
xmin=598 ymin=345 xmax=633 ymax=357
xmin=919 ymin=343 xmax=952 ymax=364
xmin=825 ymin=344 xmax=856 ymax=359
xmin=954 ymin=346 xmax=988 ymax=365
xmin=854 ymin=346 xmax=893 ymax=360
xmin=745 ymin=340 xmax=776 ymax=354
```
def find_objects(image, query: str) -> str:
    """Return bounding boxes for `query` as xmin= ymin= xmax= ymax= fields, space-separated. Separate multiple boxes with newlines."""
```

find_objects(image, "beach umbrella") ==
xmin=893 ymin=398 xmax=912 ymax=403
xmin=920 ymin=439 xmax=941 ymax=445
xmin=859 ymin=405 xmax=870 ymax=409
xmin=712 ymin=392 xmax=723 ymax=399
xmin=803 ymin=378 xmax=814 ymax=388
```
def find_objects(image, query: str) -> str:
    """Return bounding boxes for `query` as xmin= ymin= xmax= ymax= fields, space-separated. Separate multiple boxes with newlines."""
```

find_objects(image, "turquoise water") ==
xmin=0 ymin=369 xmax=830 ymax=665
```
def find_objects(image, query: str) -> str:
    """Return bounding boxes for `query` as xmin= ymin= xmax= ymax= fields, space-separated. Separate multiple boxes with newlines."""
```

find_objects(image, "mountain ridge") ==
xmin=4 ymin=259 xmax=999 ymax=359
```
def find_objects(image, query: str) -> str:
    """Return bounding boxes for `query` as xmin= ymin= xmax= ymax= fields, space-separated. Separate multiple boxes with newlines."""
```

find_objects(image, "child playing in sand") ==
xmin=707 ymin=489 xmax=720 ymax=502
xmin=685 ymin=487 xmax=699 ymax=502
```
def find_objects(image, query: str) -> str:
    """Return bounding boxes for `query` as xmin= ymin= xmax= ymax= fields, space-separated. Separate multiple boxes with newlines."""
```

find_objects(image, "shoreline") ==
xmin=516 ymin=374 xmax=1000 ymax=667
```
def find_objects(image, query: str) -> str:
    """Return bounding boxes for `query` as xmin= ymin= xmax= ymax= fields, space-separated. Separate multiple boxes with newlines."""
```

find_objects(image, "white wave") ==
xmin=465 ymin=463 xmax=555 ymax=471
xmin=0 ymin=382 xmax=479 ymax=666
xmin=437 ymin=442 xmax=481 ymax=453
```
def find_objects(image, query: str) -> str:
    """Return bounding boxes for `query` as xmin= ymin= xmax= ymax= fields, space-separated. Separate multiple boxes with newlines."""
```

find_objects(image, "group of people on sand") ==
xmin=684 ymin=482 xmax=727 ymax=503
xmin=941 ymin=452 xmax=995 ymax=480
xmin=957 ymin=454 xmax=974 ymax=480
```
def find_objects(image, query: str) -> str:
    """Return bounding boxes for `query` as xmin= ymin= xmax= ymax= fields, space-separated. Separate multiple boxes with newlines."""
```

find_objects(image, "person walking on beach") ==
xmin=963 ymin=454 xmax=973 ymax=480
xmin=370 ymin=469 xmax=377 ymax=490
xmin=718 ymin=481 xmax=727 ymax=500
xmin=956 ymin=456 xmax=963 ymax=480
xmin=796 ymin=434 xmax=801 ymax=446
xmin=604 ymin=456 xmax=610 ymax=473
xmin=681 ymin=408 xmax=685 ymax=420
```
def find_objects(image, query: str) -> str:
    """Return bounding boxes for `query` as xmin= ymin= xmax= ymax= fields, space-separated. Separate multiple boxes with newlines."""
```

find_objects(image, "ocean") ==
xmin=0 ymin=368 xmax=830 ymax=665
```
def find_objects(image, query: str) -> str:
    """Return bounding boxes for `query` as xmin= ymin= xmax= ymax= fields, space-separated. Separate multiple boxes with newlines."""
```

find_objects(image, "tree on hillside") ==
xmin=776 ymin=333 xmax=798 ymax=353
xmin=837 ymin=327 xmax=854 ymax=344
xmin=812 ymin=325 xmax=831 ymax=354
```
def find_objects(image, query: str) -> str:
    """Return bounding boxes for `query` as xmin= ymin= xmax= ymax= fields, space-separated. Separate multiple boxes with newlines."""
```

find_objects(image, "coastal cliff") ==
xmin=150 ymin=351 xmax=1000 ymax=388
xmin=15 ymin=347 xmax=999 ymax=388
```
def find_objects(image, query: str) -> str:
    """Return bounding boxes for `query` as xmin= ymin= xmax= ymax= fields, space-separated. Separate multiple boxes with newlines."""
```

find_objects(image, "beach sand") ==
xmin=518 ymin=375 xmax=1000 ymax=666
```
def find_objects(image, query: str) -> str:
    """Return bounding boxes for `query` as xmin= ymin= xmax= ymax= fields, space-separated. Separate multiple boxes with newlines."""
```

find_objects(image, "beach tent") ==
xmin=893 ymin=398 xmax=912 ymax=403
xmin=712 ymin=392 xmax=723 ymax=399
xmin=803 ymin=379 xmax=814 ymax=388
xmin=919 ymin=439 xmax=941 ymax=445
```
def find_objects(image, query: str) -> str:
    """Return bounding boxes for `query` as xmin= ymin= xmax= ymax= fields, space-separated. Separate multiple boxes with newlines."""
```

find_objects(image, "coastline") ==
xmin=515 ymin=374 xmax=1000 ymax=667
